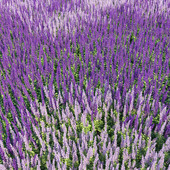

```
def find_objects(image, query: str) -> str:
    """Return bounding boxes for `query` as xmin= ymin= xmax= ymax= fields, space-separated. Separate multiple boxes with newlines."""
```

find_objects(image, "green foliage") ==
xmin=94 ymin=119 xmax=104 ymax=134
xmin=151 ymin=132 xmax=166 ymax=152
xmin=65 ymin=158 xmax=72 ymax=169
xmin=86 ymin=156 xmax=95 ymax=170
xmin=71 ymin=160 xmax=78 ymax=168
xmin=82 ymin=122 xmax=92 ymax=135
xmin=152 ymin=114 xmax=160 ymax=125
xmin=76 ymin=121 xmax=83 ymax=136
xmin=40 ymin=151 xmax=48 ymax=170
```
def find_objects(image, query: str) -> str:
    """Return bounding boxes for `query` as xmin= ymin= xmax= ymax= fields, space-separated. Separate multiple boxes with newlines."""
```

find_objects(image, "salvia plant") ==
xmin=0 ymin=0 xmax=170 ymax=169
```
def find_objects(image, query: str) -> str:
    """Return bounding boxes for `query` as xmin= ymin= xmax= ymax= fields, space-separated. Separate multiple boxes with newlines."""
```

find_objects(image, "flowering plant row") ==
xmin=0 ymin=0 xmax=170 ymax=169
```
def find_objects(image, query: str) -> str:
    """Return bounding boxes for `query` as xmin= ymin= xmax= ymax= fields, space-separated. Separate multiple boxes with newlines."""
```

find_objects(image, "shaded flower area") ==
xmin=0 ymin=0 xmax=170 ymax=169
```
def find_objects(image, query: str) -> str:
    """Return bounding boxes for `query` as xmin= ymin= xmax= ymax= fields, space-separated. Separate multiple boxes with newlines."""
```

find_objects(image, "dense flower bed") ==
xmin=0 ymin=0 xmax=170 ymax=169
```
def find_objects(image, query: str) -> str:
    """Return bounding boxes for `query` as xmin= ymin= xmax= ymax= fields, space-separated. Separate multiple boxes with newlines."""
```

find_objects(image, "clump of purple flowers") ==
xmin=0 ymin=0 xmax=170 ymax=169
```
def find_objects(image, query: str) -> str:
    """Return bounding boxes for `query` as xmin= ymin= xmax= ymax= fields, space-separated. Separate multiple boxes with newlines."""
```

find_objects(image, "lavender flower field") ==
xmin=0 ymin=0 xmax=170 ymax=169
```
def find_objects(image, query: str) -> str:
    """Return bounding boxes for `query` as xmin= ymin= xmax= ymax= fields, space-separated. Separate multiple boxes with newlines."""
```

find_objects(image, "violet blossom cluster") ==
xmin=0 ymin=0 xmax=169 ymax=169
